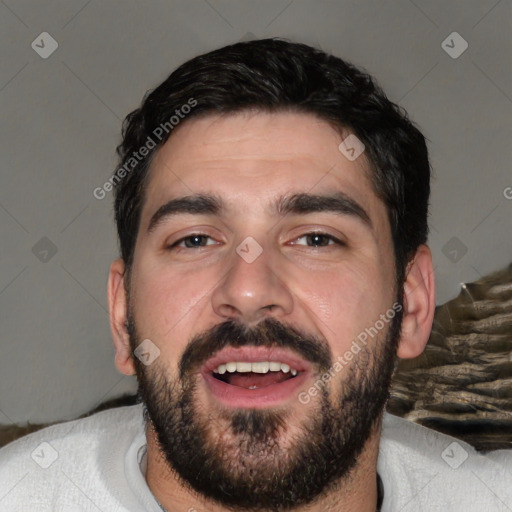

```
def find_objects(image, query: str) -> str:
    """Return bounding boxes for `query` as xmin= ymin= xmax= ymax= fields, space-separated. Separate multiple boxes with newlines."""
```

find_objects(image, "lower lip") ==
xmin=202 ymin=371 xmax=310 ymax=409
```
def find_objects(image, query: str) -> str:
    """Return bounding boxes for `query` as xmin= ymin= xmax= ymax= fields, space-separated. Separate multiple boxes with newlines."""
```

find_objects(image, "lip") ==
xmin=203 ymin=370 xmax=310 ymax=409
xmin=201 ymin=346 xmax=312 ymax=374
xmin=200 ymin=346 xmax=313 ymax=409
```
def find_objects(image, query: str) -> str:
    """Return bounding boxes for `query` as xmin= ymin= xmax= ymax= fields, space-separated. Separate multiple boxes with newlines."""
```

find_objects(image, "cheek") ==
xmin=129 ymin=262 xmax=214 ymax=353
xmin=295 ymin=260 xmax=394 ymax=355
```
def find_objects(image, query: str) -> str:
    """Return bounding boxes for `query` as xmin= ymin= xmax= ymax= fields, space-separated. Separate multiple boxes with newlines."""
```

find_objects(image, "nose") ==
xmin=211 ymin=240 xmax=294 ymax=325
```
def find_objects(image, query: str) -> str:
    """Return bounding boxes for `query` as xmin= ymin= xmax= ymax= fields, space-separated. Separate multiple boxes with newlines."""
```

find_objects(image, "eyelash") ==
xmin=169 ymin=234 xmax=218 ymax=249
xmin=169 ymin=232 xmax=344 ymax=250
xmin=292 ymin=232 xmax=345 ymax=247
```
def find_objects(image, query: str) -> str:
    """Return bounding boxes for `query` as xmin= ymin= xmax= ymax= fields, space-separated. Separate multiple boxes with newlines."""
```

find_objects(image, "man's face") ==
xmin=127 ymin=112 xmax=399 ymax=509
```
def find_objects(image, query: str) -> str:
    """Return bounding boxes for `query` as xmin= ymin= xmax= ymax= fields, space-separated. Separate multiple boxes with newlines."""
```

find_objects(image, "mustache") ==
xmin=179 ymin=317 xmax=333 ymax=380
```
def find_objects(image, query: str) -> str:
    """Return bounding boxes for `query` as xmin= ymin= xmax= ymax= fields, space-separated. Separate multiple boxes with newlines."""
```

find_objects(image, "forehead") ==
xmin=141 ymin=111 xmax=387 ymax=231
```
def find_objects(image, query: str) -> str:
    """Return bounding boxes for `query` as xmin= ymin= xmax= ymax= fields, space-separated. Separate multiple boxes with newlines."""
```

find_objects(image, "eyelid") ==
xmin=163 ymin=223 xmax=224 ymax=245
xmin=167 ymin=232 xmax=220 ymax=249
xmin=290 ymin=232 xmax=345 ymax=246
xmin=165 ymin=228 xmax=346 ymax=250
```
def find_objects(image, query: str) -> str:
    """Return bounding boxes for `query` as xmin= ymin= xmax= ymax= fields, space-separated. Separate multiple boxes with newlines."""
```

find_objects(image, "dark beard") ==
xmin=129 ymin=309 xmax=402 ymax=511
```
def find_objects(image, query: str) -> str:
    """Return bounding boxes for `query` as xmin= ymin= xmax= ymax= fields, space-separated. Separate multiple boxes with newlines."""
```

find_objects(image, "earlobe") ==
xmin=107 ymin=259 xmax=136 ymax=375
xmin=396 ymin=245 xmax=436 ymax=359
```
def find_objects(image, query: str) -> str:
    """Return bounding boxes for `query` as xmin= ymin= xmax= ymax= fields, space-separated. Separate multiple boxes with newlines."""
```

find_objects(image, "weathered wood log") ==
xmin=388 ymin=263 xmax=512 ymax=451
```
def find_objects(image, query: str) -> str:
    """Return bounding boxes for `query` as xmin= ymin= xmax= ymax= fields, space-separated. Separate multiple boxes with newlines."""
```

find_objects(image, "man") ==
xmin=0 ymin=38 xmax=510 ymax=512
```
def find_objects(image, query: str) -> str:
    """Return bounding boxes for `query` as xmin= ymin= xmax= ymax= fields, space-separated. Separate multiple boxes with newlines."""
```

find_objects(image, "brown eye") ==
xmin=170 ymin=234 xmax=215 ymax=249
xmin=305 ymin=234 xmax=332 ymax=247
xmin=292 ymin=233 xmax=343 ymax=247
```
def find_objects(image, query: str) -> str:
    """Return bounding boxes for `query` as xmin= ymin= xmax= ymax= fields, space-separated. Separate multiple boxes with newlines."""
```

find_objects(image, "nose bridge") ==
xmin=211 ymin=238 xmax=294 ymax=322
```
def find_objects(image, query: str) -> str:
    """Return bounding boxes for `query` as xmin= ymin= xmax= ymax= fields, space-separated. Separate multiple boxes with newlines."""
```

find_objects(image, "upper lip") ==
xmin=201 ymin=346 xmax=313 ymax=374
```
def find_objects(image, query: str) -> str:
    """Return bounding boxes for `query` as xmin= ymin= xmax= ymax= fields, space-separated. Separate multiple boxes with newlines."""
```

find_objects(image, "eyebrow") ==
xmin=274 ymin=192 xmax=372 ymax=229
xmin=147 ymin=191 xmax=372 ymax=233
xmin=147 ymin=194 xmax=223 ymax=233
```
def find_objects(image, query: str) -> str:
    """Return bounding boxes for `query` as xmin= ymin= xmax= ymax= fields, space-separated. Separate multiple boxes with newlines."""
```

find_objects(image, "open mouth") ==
xmin=201 ymin=347 xmax=311 ymax=408
xmin=212 ymin=361 xmax=299 ymax=389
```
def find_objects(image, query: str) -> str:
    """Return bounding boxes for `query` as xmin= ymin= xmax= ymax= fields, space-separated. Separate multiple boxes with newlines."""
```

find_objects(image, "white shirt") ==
xmin=0 ymin=404 xmax=510 ymax=511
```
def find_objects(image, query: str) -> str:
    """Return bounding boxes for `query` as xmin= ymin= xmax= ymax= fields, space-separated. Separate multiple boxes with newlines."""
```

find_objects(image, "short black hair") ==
xmin=114 ymin=38 xmax=430 ymax=286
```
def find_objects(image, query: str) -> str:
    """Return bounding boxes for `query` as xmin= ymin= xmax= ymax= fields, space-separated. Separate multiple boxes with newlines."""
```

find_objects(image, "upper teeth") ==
xmin=213 ymin=361 xmax=298 ymax=376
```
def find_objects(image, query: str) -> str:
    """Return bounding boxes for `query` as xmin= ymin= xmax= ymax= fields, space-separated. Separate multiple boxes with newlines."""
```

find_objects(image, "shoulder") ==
xmin=378 ymin=412 xmax=512 ymax=511
xmin=0 ymin=404 xmax=145 ymax=509
xmin=0 ymin=404 xmax=144 ymax=463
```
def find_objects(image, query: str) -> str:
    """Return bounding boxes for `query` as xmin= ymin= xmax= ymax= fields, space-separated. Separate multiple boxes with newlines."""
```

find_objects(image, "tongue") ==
xmin=228 ymin=371 xmax=292 ymax=389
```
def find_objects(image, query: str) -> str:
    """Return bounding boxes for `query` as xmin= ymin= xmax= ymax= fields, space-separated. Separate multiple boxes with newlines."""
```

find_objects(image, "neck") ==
xmin=145 ymin=421 xmax=383 ymax=512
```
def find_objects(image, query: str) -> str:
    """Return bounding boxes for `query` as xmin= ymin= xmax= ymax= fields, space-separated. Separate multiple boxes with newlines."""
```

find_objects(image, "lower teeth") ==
xmin=248 ymin=385 xmax=258 ymax=390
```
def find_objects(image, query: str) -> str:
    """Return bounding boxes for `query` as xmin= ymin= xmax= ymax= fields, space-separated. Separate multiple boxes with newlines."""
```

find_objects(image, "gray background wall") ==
xmin=1 ymin=0 xmax=511 ymax=424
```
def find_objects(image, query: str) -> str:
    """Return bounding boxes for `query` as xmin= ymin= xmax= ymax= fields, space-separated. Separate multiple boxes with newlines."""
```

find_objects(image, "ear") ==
xmin=397 ymin=245 xmax=436 ymax=359
xmin=107 ymin=258 xmax=136 ymax=375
